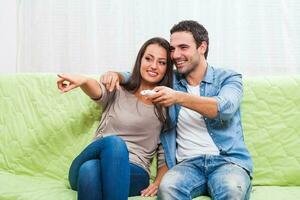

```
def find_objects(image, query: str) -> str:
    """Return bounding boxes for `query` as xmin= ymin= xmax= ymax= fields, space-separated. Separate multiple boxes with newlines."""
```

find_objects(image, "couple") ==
xmin=57 ymin=20 xmax=253 ymax=200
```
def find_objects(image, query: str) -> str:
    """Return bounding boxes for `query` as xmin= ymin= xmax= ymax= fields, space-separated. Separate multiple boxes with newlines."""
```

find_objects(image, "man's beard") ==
xmin=177 ymin=62 xmax=198 ymax=76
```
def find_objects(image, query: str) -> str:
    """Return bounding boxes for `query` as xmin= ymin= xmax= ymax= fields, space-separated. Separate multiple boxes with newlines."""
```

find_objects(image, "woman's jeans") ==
xmin=69 ymin=135 xmax=149 ymax=200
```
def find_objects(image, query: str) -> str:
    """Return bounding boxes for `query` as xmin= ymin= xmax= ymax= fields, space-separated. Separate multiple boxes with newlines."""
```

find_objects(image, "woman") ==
xmin=56 ymin=37 xmax=173 ymax=200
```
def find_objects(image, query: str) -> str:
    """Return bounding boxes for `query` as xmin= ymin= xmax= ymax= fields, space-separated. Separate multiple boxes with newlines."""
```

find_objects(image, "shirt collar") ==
xmin=176 ymin=63 xmax=214 ymax=86
xmin=203 ymin=64 xmax=214 ymax=84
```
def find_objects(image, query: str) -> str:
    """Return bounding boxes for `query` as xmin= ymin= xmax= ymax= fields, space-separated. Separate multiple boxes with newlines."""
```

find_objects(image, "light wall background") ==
xmin=1 ymin=0 xmax=300 ymax=76
xmin=0 ymin=0 xmax=16 ymax=73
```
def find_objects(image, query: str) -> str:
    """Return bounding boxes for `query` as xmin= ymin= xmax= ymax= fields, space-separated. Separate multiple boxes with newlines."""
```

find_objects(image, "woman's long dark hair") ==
xmin=122 ymin=37 xmax=173 ymax=128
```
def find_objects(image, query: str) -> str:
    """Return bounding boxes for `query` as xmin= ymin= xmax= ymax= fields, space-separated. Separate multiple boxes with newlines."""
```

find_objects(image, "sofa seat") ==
xmin=0 ymin=172 xmax=75 ymax=200
xmin=250 ymin=186 xmax=300 ymax=199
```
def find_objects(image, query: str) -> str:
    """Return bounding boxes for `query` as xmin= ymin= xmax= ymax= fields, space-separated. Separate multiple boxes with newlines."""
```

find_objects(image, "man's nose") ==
xmin=172 ymin=49 xmax=181 ymax=59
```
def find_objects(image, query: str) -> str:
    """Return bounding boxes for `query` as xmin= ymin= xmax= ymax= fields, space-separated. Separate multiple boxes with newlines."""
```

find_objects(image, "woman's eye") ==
xmin=145 ymin=57 xmax=151 ymax=61
xmin=159 ymin=61 xmax=166 ymax=65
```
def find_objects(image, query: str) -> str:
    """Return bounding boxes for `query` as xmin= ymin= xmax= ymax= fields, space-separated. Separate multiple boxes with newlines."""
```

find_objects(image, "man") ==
xmin=101 ymin=20 xmax=253 ymax=200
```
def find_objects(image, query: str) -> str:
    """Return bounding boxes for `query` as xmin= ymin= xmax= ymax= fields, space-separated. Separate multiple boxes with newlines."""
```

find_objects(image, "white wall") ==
xmin=1 ymin=1 xmax=300 ymax=76
xmin=0 ymin=0 xmax=16 ymax=73
xmin=16 ymin=0 xmax=300 ymax=76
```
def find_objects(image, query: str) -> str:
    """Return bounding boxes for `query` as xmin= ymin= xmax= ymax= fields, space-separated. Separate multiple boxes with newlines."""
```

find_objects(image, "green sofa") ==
xmin=0 ymin=74 xmax=300 ymax=200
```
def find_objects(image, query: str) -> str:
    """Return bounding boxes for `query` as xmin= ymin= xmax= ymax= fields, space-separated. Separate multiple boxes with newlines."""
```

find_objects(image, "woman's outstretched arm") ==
xmin=57 ymin=73 xmax=102 ymax=99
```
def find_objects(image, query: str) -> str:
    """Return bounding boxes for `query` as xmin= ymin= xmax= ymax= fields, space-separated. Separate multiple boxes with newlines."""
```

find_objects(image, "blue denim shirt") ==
xmin=121 ymin=64 xmax=253 ymax=176
xmin=160 ymin=64 xmax=253 ymax=176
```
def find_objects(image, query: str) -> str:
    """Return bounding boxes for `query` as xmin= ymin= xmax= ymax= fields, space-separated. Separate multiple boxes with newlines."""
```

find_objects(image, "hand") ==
xmin=100 ymin=71 xmax=120 ymax=92
xmin=140 ymin=183 xmax=159 ymax=197
xmin=57 ymin=73 xmax=87 ymax=93
xmin=147 ymin=86 xmax=179 ymax=107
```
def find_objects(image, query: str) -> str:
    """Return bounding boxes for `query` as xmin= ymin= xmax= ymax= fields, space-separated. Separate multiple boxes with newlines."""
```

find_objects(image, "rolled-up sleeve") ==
xmin=92 ymin=82 xmax=110 ymax=108
xmin=121 ymin=72 xmax=131 ymax=84
xmin=213 ymin=73 xmax=243 ymax=122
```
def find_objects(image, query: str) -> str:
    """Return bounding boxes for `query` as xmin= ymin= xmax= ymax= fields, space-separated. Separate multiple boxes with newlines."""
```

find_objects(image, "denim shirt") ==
xmin=160 ymin=64 xmax=253 ymax=177
xmin=121 ymin=65 xmax=253 ymax=176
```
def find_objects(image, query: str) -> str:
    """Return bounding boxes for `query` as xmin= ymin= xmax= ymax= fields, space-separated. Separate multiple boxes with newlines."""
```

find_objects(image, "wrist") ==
xmin=152 ymin=181 xmax=159 ymax=187
xmin=79 ymin=76 xmax=87 ymax=85
xmin=174 ymin=91 xmax=183 ymax=104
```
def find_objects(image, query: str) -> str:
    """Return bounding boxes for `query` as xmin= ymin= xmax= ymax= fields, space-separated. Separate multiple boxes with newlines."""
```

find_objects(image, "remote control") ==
xmin=140 ymin=89 xmax=156 ymax=96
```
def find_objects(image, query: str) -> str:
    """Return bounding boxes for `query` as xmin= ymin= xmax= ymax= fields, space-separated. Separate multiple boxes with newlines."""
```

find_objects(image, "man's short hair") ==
xmin=170 ymin=20 xmax=209 ymax=59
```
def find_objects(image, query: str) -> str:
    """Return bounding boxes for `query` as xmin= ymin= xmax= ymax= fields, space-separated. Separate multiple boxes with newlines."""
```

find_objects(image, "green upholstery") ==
xmin=0 ymin=74 xmax=300 ymax=200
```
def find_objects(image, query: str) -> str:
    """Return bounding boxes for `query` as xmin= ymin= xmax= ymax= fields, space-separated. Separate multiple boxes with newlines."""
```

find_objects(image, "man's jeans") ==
xmin=158 ymin=155 xmax=251 ymax=200
xmin=68 ymin=135 xmax=149 ymax=200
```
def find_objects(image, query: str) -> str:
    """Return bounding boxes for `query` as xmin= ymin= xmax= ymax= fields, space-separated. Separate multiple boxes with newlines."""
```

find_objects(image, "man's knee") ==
xmin=158 ymin=175 xmax=172 ymax=194
xmin=217 ymin=180 xmax=251 ymax=200
xmin=209 ymin=166 xmax=251 ymax=200
xmin=158 ymin=170 xmax=189 ymax=200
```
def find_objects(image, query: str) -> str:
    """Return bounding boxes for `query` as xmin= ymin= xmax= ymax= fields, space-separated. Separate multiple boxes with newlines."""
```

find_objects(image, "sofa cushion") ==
xmin=242 ymin=77 xmax=300 ymax=186
xmin=0 ymin=171 xmax=75 ymax=200
xmin=0 ymin=74 xmax=100 ymax=200
xmin=250 ymin=186 xmax=300 ymax=200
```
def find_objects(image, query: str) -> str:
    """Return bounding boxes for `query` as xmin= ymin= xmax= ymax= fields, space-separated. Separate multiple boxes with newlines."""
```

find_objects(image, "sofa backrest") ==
xmin=0 ymin=74 xmax=101 ymax=183
xmin=1 ymin=74 xmax=300 ymax=186
xmin=242 ymin=76 xmax=300 ymax=186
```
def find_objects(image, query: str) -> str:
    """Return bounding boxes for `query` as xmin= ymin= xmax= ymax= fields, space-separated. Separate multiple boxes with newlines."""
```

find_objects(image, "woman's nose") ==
xmin=150 ymin=61 xmax=158 ymax=69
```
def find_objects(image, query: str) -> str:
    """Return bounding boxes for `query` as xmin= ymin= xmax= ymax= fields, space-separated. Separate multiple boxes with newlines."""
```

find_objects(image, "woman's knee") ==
xmin=79 ymin=159 xmax=100 ymax=178
xmin=77 ymin=160 xmax=102 ymax=199
xmin=102 ymin=135 xmax=128 ymax=156
xmin=70 ymin=159 xmax=100 ymax=191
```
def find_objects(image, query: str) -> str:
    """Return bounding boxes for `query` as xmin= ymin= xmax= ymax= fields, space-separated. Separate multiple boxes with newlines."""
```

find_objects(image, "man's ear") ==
xmin=197 ymin=41 xmax=207 ymax=55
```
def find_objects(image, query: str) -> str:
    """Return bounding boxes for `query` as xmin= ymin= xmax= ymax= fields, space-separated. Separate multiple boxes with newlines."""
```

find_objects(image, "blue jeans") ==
xmin=157 ymin=155 xmax=251 ymax=200
xmin=68 ymin=135 xmax=149 ymax=200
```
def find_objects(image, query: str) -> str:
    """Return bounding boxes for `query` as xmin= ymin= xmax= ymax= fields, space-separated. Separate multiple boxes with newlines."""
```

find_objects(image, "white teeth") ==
xmin=148 ymin=71 xmax=158 ymax=76
xmin=176 ymin=61 xmax=185 ymax=65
